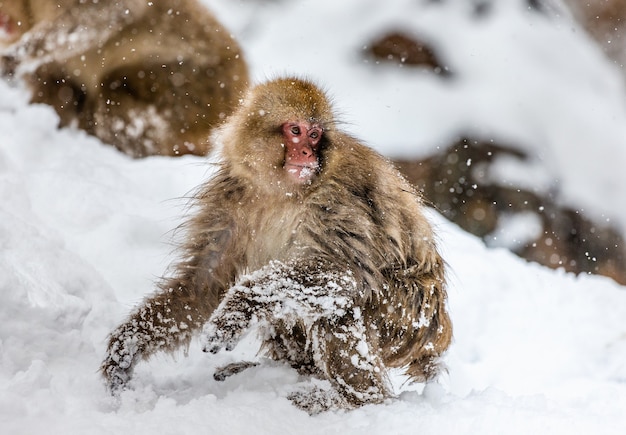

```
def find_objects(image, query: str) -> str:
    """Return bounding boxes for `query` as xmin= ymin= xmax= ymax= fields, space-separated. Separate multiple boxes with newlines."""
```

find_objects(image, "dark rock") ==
xmin=394 ymin=137 xmax=626 ymax=285
xmin=365 ymin=31 xmax=451 ymax=76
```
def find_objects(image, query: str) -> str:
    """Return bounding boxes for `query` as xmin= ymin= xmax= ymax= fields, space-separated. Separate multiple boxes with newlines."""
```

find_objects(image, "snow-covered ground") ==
xmin=1 ymin=0 xmax=626 ymax=433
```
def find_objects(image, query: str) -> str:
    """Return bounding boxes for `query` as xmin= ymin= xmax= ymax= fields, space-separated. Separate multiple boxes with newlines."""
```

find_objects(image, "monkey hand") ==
xmin=100 ymin=326 xmax=142 ymax=395
xmin=201 ymin=308 xmax=249 ymax=354
xmin=101 ymin=356 xmax=132 ymax=395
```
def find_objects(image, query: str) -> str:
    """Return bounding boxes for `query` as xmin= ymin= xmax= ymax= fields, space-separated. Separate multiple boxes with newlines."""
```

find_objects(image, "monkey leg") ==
xmin=293 ymin=314 xmax=390 ymax=412
xmin=201 ymin=261 xmax=391 ymax=411
xmin=212 ymin=322 xmax=323 ymax=383
xmin=377 ymin=264 xmax=452 ymax=382
xmin=261 ymin=322 xmax=320 ymax=376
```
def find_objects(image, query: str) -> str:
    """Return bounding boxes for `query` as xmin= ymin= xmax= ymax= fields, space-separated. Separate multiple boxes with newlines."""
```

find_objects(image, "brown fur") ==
xmin=563 ymin=0 xmax=626 ymax=66
xmin=101 ymin=77 xmax=452 ymax=412
xmin=0 ymin=0 xmax=248 ymax=157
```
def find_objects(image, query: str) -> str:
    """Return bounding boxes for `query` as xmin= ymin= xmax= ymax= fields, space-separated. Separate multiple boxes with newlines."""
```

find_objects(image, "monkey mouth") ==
xmin=0 ymin=13 xmax=16 ymax=39
xmin=284 ymin=163 xmax=319 ymax=183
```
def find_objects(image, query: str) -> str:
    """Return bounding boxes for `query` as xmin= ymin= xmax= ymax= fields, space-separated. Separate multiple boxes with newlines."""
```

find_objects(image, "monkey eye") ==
xmin=290 ymin=126 xmax=301 ymax=135
xmin=309 ymin=131 xmax=319 ymax=139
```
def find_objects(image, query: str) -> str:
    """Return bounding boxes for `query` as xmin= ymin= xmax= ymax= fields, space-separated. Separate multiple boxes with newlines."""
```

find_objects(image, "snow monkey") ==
xmin=101 ymin=77 xmax=452 ymax=412
xmin=0 ymin=0 xmax=248 ymax=157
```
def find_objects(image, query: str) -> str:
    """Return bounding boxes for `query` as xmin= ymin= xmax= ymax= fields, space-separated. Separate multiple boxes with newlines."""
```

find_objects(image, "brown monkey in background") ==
xmin=101 ymin=77 xmax=452 ymax=412
xmin=0 ymin=0 xmax=248 ymax=157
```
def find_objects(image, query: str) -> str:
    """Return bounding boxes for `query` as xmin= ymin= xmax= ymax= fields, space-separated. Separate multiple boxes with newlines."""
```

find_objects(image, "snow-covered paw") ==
xmin=202 ymin=307 xmax=250 ymax=353
xmin=201 ymin=322 xmax=238 ymax=354
xmin=287 ymin=386 xmax=349 ymax=414
xmin=101 ymin=361 xmax=131 ymax=396
xmin=202 ymin=331 xmax=232 ymax=354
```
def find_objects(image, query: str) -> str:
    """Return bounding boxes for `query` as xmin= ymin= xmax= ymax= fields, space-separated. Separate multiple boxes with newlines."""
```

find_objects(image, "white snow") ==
xmin=1 ymin=0 xmax=626 ymax=433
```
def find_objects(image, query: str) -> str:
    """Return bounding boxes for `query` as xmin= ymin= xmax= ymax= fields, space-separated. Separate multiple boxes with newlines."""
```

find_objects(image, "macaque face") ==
xmin=223 ymin=78 xmax=334 ymax=191
xmin=281 ymin=120 xmax=323 ymax=184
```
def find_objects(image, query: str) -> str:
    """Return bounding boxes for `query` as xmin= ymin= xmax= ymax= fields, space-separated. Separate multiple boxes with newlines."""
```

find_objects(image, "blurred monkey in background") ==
xmin=0 ymin=0 xmax=248 ymax=157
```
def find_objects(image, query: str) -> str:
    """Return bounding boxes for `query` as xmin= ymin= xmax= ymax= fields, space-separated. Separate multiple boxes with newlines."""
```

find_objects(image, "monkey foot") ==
xmin=213 ymin=361 xmax=259 ymax=381
xmin=287 ymin=386 xmax=349 ymax=415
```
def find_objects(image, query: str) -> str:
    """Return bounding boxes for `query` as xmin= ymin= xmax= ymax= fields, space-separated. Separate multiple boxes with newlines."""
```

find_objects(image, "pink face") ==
xmin=282 ymin=121 xmax=323 ymax=184
xmin=0 ymin=12 xmax=17 ymax=43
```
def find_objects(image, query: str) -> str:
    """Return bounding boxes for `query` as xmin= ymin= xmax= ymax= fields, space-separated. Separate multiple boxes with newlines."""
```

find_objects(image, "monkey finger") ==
xmin=203 ymin=344 xmax=222 ymax=354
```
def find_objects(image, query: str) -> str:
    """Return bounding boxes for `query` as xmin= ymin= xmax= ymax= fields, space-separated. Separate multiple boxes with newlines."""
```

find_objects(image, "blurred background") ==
xmin=207 ymin=0 xmax=626 ymax=285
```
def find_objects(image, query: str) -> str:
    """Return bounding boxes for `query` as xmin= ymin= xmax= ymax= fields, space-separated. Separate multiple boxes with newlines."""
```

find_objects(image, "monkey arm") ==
xmin=201 ymin=259 xmax=356 ymax=354
xmin=202 ymin=259 xmax=392 ymax=411
xmin=1 ymin=0 xmax=148 ymax=74
xmin=101 ymin=222 xmax=239 ymax=393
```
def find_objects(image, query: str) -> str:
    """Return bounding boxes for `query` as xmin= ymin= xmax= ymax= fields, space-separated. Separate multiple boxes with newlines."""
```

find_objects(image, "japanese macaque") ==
xmin=0 ymin=0 xmax=248 ymax=157
xmin=101 ymin=77 xmax=452 ymax=412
